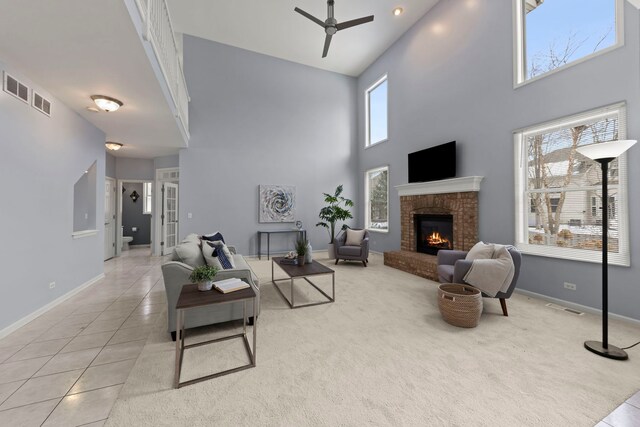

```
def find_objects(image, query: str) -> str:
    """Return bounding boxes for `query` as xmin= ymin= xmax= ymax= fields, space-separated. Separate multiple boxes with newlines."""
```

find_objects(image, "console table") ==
xmin=257 ymin=229 xmax=306 ymax=260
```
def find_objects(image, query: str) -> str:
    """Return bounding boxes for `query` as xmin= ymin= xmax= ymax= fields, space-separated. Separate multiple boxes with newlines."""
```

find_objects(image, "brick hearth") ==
xmin=384 ymin=181 xmax=480 ymax=281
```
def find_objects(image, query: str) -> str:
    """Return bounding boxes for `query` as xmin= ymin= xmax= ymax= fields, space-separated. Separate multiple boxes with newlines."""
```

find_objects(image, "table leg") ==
xmin=291 ymin=277 xmax=294 ymax=308
xmin=174 ymin=309 xmax=183 ymax=388
xmin=332 ymin=272 xmax=335 ymax=302
xmin=243 ymin=300 xmax=247 ymax=335
xmin=252 ymin=296 xmax=257 ymax=365
xmin=258 ymin=232 xmax=261 ymax=261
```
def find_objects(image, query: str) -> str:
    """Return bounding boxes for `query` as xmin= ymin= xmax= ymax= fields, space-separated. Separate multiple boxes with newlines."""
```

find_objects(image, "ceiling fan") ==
xmin=294 ymin=0 xmax=374 ymax=58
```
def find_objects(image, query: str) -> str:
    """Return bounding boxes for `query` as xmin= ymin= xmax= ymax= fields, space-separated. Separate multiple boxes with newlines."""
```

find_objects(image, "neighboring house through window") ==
xmin=365 ymin=166 xmax=389 ymax=232
xmin=366 ymin=74 xmax=388 ymax=147
xmin=514 ymin=103 xmax=630 ymax=266
xmin=514 ymin=0 xmax=623 ymax=85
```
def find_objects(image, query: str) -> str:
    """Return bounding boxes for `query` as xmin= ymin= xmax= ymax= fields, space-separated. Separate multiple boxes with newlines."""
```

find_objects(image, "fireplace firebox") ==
xmin=415 ymin=214 xmax=454 ymax=255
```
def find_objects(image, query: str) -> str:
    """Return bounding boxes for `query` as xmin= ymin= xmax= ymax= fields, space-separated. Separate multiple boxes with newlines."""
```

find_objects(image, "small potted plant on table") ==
xmin=189 ymin=265 xmax=219 ymax=291
xmin=295 ymin=238 xmax=308 ymax=266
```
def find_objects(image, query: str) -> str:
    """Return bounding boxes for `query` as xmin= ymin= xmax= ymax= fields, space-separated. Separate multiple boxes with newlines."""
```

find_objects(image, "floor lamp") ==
xmin=576 ymin=139 xmax=636 ymax=361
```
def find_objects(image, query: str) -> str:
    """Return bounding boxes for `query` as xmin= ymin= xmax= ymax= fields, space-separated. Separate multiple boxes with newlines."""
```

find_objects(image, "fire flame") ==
xmin=427 ymin=232 xmax=451 ymax=249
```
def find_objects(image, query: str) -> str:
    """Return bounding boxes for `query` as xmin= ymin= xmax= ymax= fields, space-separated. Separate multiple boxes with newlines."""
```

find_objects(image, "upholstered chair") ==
xmin=436 ymin=246 xmax=522 ymax=316
xmin=334 ymin=229 xmax=370 ymax=267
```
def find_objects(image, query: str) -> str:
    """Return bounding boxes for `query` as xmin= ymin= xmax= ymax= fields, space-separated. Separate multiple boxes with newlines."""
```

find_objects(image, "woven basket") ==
xmin=438 ymin=284 xmax=483 ymax=328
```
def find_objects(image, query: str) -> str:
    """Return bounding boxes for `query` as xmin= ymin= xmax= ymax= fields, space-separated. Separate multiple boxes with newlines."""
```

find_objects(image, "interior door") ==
xmin=162 ymin=183 xmax=179 ymax=255
xmin=104 ymin=177 xmax=116 ymax=260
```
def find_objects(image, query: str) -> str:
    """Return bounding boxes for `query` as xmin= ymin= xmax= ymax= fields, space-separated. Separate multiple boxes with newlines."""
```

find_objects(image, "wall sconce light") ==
xmin=130 ymin=190 xmax=140 ymax=203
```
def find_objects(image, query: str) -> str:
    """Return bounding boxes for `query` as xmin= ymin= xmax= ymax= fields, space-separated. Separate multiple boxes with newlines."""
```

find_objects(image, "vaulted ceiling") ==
xmin=168 ymin=0 xmax=441 ymax=76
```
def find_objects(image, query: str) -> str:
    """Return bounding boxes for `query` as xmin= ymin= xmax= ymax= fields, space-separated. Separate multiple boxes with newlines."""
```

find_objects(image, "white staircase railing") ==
xmin=135 ymin=0 xmax=190 ymax=139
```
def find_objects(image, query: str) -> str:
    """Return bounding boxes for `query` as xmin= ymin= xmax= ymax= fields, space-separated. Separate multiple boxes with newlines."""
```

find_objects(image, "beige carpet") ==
xmin=105 ymin=253 xmax=640 ymax=426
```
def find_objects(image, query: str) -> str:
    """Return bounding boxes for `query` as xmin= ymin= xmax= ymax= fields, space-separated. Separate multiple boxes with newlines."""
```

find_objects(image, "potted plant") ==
xmin=189 ymin=265 xmax=219 ymax=292
xmin=295 ymin=238 xmax=308 ymax=266
xmin=316 ymin=185 xmax=353 ymax=259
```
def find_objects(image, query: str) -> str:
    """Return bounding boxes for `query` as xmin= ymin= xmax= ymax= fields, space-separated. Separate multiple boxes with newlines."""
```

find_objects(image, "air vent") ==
xmin=546 ymin=303 xmax=584 ymax=316
xmin=3 ymin=71 xmax=29 ymax=104
xmin=32 ymin=91 xmax=51 ymax=116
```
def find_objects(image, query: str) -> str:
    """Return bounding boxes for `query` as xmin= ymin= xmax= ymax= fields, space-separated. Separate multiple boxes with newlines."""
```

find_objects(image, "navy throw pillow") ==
xmin=201 ymin=231 xmax=225 ymax=244
xmin=204 ymin=241 xmax=233 ymax=269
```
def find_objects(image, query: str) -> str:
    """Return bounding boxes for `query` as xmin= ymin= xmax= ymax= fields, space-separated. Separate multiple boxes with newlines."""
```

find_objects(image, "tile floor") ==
xmin=0 ymin=249 xmax=166 ymax=426
xmin=0 ymin=248 xmax=637 ymax=426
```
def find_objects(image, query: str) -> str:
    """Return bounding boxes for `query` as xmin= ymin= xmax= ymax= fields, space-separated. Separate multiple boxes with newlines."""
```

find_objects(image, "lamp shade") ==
xmin=576 ymin=140 xmax=637 ymax=160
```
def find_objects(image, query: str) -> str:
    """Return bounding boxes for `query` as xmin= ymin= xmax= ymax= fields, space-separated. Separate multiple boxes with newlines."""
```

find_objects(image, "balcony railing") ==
xmin=135 ymin=0 xmax=190 ymax=139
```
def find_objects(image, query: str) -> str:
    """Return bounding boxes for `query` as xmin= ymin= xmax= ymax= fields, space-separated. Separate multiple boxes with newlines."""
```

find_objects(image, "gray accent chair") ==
xmin=334 ymin=229 xmax=370 ymax=267
xmin=161 ymin=243 xmax=260 ymax=341
xmin=436 ymin=246 xmax=521 ymax=316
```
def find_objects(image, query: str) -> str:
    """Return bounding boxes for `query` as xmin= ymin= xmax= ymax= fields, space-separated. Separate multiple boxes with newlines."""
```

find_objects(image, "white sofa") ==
xmin=161 ymin=234 xmax=260 ymax=340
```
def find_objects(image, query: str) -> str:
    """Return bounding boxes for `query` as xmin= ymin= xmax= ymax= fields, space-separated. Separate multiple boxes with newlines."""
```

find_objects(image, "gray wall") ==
xmin=0 ymin=60 xmax=106 ymax=330
xmin=154 ymin=154 xmax=179 ymax=170
xmin=122 ymin=182 xmax=151 ymax=245
xmin=115 ymin=157 xmax=154 ymax=180
xmin=106 ymin=152 xmax=116 ymax=178
xmin=180 ymin=36 xmax=358 ymax=255
xmin=356 ymin=0 xmax=640 ymax=319
xmin=72 ymin=161 xmax=97 ymax=232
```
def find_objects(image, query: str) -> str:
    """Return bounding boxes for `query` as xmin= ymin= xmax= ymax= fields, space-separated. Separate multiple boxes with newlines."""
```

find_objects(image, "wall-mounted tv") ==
xmin=408 ymin=141 xmax=456 ymax=183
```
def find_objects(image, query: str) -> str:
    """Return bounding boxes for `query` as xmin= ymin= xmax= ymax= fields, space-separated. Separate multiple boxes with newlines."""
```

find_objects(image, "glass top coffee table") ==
xmin=271 ymin=257 xmax=335 ymax=309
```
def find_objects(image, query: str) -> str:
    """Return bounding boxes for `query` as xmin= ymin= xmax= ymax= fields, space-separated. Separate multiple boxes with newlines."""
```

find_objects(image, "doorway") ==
xmin=154 ymin=168 xmax=180 ymax=256
xmin=104 ymin=177 xmax=116 ymax=260
xmin=116 ymin=179 xmax=153 ymax=257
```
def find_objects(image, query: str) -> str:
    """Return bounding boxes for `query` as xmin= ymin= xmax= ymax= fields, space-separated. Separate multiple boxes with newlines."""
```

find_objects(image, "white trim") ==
xmin=513 ymin=0 xmax=625 ymax=88
xmin=154 ymin=168 xmax=180 ymax=256
xmin=72 ymin=229 xmax=98 ymax=239
xmin=515 ymin=288 xmax=640 ymax=325
xmin=117 ymin=179 xmax=155 ymax=257
xmin=0 ymin=273 xmax=105 ymax=339
xmin=365 ymin=165 xmax=390 ymax=233
xmin=365 ymin=73 xmax=389 ymax=148
xmin=395 ymin=176 xmax=484 ymax=197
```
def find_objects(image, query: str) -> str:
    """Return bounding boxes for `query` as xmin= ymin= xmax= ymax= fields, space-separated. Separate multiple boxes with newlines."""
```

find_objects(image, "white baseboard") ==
xmin=0 ymin=273 xmax=106 ymax=339
xmin=130 ymin=244 xmax=151 ymax=248
xmin=515 ymin=288 xmax=640 ymax=326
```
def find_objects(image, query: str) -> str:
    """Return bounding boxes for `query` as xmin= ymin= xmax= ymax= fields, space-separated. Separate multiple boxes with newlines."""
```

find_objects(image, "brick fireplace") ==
xmin=384 ymin=176 xmax=483 ymax=281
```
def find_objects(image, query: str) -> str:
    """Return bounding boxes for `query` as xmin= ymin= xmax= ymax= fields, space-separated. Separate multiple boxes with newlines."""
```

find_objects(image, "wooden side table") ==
xmin=174 ymin=284 xmax=257 ymax=388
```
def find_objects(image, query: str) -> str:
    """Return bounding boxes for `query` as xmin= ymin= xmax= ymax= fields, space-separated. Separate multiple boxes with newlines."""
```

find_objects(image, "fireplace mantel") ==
xmin=395 ymin=176 xmax=484 ymax=196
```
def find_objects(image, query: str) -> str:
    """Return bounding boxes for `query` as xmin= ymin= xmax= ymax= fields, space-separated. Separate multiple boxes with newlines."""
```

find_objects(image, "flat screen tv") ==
xmin=408 ymin=141 xmax=456 ymax=183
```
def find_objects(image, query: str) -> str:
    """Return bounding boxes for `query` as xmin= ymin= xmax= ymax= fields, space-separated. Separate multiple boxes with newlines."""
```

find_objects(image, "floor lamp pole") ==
xmin=584 ymin=158 xmax=628 ymax=360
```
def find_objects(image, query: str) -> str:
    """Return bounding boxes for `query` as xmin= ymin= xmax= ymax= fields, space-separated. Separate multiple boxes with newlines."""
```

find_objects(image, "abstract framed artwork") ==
xmin=259 ymin=185 xmax=296 ymax=223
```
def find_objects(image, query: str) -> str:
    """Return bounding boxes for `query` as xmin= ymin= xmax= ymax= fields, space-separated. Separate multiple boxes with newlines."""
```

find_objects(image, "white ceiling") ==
xmin=167 ymin=0 xmax=441 ymax=76
xmin=0 ymin=0 xmax=185 ymax=159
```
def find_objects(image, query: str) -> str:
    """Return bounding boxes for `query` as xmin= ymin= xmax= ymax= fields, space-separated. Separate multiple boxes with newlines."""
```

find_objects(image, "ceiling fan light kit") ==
xmin=294 ymin=0 xmax=374 ymax=58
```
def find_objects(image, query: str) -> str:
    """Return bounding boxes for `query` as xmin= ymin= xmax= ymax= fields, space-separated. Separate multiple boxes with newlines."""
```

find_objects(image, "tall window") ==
xmin=365 ymin=166 xmax=389 ymax=232
xmin=514 ymin=0 xmax=623 ymax=85
xmin=143 ymin=182 xmax=153 ymax=215
xmin=366 ymin=75 xmax=388 ymax=147
xmin=514 ymin=103 xmax=630 ymax=266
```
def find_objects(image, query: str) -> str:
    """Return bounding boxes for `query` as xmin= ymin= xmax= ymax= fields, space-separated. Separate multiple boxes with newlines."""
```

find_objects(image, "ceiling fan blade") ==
xmin=294 ymin=7 xmax=326 ymax=28
xmin=322 ymin=34 xmax=333 ymax=58
xmin=336 ymin=15 xmax=374 ymax=31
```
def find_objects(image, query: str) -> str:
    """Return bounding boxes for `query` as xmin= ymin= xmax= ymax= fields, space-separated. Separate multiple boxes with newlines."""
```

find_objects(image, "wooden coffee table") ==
xmin=271 ymin=258 xmax=335 ymax=309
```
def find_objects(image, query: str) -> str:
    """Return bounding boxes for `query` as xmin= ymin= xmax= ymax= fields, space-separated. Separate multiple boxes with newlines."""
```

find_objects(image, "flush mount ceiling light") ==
xmin=393 ymin=7 xmax=404 ymax=16
xmin=90 ymin=95 xmax=123 ymax=112
xmin=105 ymin=142 xmax=123 ymax=151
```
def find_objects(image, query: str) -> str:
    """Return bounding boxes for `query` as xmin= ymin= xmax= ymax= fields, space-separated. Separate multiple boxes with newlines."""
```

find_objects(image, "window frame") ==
xmin=365 ymin=74 xmax=389 ymax=148
xmin=513 ymin=102 xmax=630 ymax=266
xmin=143 ymin=182 xmax=153 ymax=215
xmin=513 ymin=0 xmax=625 ymax=88
xmin=364 ymin=165 xmax=390 ymax=234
